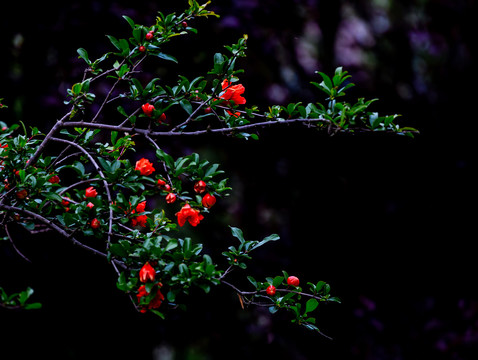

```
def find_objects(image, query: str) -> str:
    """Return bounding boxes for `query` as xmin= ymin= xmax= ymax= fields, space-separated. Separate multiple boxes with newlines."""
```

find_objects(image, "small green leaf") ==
xmin=123 ymin=15 xmax=135 ymax=29
xmin=179 ymin=99 xmax=193 ymax=115
xmin=155 ymin=52 xmax=178 ymax=63
xmin=24 ymin=302 xmax=42 ymax=310
xmin=305 ymin=298 xmax=319 ymax=314
xmin=272 ymin=276 xmax=284 ymax=288
xmin=77 ymin=48 xmax=90 ymax=64
xmin=230 ymin=226 xmax=245 ymax=243
xmin=247 ymin=276 xmax=257 ymax=288
xmin=250 ymin=233 xmax=280 ymax=251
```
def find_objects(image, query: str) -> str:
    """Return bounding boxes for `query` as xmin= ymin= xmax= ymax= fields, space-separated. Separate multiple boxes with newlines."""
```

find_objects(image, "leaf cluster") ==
xmin=0 ymin=286 xmax=41 ymax=310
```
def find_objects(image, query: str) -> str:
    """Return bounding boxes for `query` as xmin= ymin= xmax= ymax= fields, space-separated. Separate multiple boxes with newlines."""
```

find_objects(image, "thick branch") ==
xmin=61 ymin=117 xmax=331 ymax=136
xmin=0 ymin=204 xmax=124 ymax=268
xmin=26 ymin=110 xmax=73 ymax=168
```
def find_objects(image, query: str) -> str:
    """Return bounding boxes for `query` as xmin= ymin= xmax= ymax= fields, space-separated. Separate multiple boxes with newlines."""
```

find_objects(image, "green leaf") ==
xmin=179 ymin=99 xmax=193 ymax=115
xmin=43 ymin=192 xmax=63 ymax=202
xmin=106 ymin=35 xmax=121 ymax=51
xmin=18 ymin=287 xmax=34 ymax=305
xmin=123 ymin=15 xmax=135 ymax=29
xmin=229 ymin=226 xmax=245 ymax=243
xmin=150 ymin=309 xmax=165 ymax=319
xmin=247 ymin=276 xmax=257 ymax=288
xmin=156 ymin=148 xmax=174 ymax=168
xmin=155 ymin=52 xmax=178 ymax=63
xmin=317 ymin=72 xmax=333 ymax=90
xmin=272 ymin=276 xmax=284 ymax=288
xmin=305 ymin=298 xmax=319 ymax=313
xmin=214 ymin=52 xmax=225 ymax=66
xmin=24 ymin=302 xmax=42 ymax=310
xmin=77 ymin=48 xmax=90 ymax=64
xmin=97 ymin=157 xmax=112 ymax=172
xmin=250 ymin=233 xmax=280 ymax=251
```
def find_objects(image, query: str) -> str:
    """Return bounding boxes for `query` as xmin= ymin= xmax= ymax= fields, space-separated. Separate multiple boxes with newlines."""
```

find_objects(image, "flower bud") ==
xmin=85 ymin=186 xmax=98 ymax=198
xmin=194 ymin=180 xmax=207 ymax=194
xmin=91 ymin=218 xmax=100 ymax=229
xmin=166 ymin=192 xmax=177 ymax=204
xmin=202 ymin=193 xmax=216 ymax=208
xmin=287 ymin=276 xmax=300 ymax=287
xmin=139 ymin=262 xmax=156 ymax=283
xmin=266 ymin=285 xmax=276 ymax=296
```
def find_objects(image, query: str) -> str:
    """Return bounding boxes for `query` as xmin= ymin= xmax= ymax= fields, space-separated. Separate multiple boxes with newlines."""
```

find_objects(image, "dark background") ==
xmin=1 ymin=0 xmax=477 ymax=359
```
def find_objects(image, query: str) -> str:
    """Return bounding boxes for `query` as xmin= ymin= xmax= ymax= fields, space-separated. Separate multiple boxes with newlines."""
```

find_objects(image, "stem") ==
xmin=4 ymin=224 xmax=31 ymax=263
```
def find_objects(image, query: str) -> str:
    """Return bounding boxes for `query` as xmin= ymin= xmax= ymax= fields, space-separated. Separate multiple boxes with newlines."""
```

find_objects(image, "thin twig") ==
xmin=50 ymin=137 xmax=114 ymax=250
xmin=4 ymin=224 xmax=31 ymax=263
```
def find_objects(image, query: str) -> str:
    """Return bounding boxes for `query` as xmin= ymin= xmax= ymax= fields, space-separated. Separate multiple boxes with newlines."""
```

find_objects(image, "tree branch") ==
xmin=50 ymin=137 xmax=114 ymax=249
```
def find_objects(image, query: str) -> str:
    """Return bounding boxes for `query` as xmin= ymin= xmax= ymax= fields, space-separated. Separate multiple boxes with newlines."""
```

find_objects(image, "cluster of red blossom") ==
xmin=134 ymin=158 xmax=216 ymax=228
xmin=80 ymin=157 xmax=218 ymax=230
xmin=137 ymin=262 xmax=164 ymax=313
xmin=140 ymin=78 xmax=246 ymax=122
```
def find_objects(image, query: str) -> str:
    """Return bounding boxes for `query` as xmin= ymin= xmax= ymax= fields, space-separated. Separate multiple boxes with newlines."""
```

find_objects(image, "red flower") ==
xmin=287 ymin=276 xmax=300 ymax=287
xmin=85 ymin=186 xmax=98 ymax=198
xmin=86 ymin=202 xmax=94 ymax=209
xmin=202 ymin=193 xmax=216 ymax=208
xmin=137 ymin=284 xmax=165 ymax=313
xmin=142 ymin=103 xmax=155 ymax=117
xmin=131 ymin=201 xmax=148 ymax=227
xmin=139 ymin=262 xmax=156 ymax=283
xmin=165 ymin=192 xmax=177 ymax=204
xmin=48 ymin=175 xmax=60 ymax=184
xmin=91 ymin=218 xmax=100 ymax=229
xmin=135 ymin=201 xmax=146 ymax=213
xmin=266 ymin=285 xmax=276 ymax=296
xmin=220 ymin=80 xmax=246 ymax=105
xmin=135 ymin=158 xmax=155 ymax=176
xmin=176 ymin=203 xmax=204 ymax=227
xmin=131 ymin=214 xmax=148 ymax=227
xmin=158 ymin=113 xmax=167 ymax=123
xmin=193 ymin=180 xmax=207 ymax=194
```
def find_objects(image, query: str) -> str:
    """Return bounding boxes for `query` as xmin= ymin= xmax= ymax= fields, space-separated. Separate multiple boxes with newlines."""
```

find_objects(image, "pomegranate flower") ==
xmin=137 ymin=284 xmax=165 ymax=313
xmin=176 ymin=203 xmax=204 ymax=227
xmin=141 ymin=103 xmax=155 ymax=117
xmin=139 ymin=262 xmax=156 ymax=283
xmin=131 ymin=201 xmax=148 ymax=227
xmin=220 ymin=79 xmax=246 ymax=105
xmin=135 ymin=158 xmax=155 ymax=176
xmin=85 ymin=186 xmax=98 ymax=198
